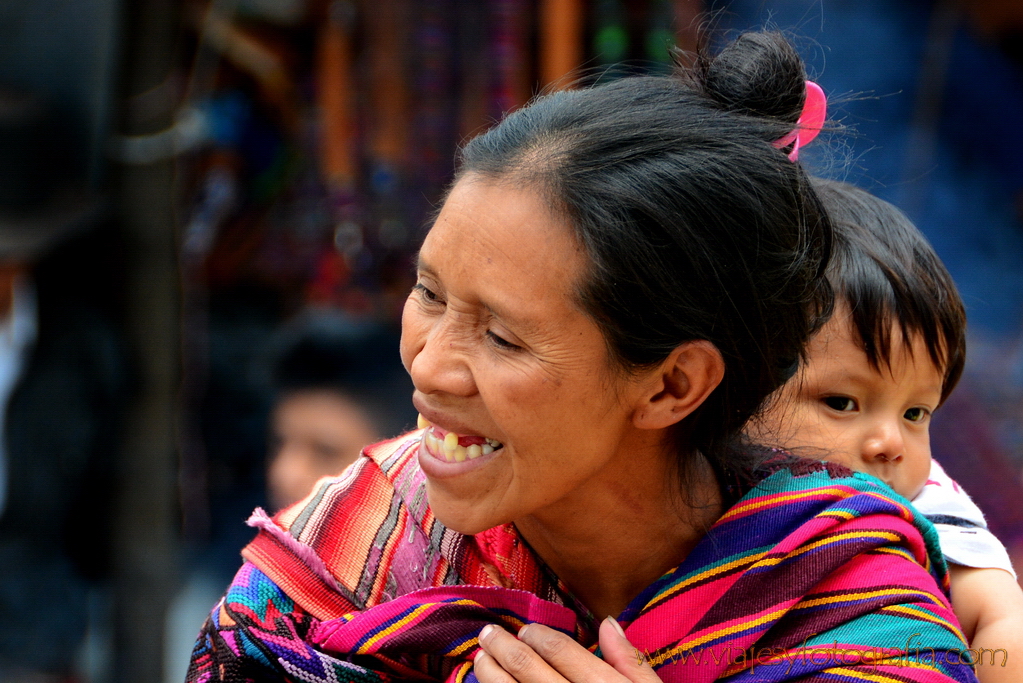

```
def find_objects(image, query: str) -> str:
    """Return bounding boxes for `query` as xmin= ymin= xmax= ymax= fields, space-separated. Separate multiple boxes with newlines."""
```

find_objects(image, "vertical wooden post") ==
xmin=540 ymin=0 xmax=584 ymax=89
xmin=111 ymin=0 xmax=181 ymax=680
xmin=318 ymin=0 xmax=358 ymax=191
xmin=366 ymin=0 xmax=409 ymax=170
xmin=673 ymin=0 xmax=703 ymax=54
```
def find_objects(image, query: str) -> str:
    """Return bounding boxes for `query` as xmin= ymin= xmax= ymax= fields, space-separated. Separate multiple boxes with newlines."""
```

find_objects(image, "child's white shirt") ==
xmin=911 ymin=459 xmax=1016 ymax=578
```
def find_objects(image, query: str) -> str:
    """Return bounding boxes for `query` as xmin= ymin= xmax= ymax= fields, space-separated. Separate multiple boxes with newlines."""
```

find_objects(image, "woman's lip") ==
xmin=412 ymin=396 xmax=499 ymax=444
xmin=411 ymin=397 xmax=505 ymax=476
xmin=417 ymin=429 xmax=504 ymax=479
xmin=411 ymin=396 xmax=471 ymax=435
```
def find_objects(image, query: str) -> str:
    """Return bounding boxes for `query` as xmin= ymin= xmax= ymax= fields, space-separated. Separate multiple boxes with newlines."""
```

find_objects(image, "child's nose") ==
xmin=861 ymin=422 xmax=904 ymax=465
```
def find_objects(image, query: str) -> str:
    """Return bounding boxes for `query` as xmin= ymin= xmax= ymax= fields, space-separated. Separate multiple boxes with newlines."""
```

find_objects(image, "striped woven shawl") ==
xmin=186 ymin=432 xmax=978 ymax=682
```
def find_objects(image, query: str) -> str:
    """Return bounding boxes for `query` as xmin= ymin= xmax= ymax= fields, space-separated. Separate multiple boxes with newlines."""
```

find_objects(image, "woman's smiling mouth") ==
xmin=417 ymin=414 xmax=504 ymax=463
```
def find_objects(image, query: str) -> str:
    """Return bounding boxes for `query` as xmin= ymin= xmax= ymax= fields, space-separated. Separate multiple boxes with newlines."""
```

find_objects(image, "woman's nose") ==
xmin=405 ymin=316 xmax=477 ymax=398
xmin=861 ymin=421 xmax=904 ymax=464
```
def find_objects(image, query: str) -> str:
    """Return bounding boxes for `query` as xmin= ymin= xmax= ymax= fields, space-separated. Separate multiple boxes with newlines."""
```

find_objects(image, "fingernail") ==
xmin=605 ymin=616 xmax=627 ymax=638
xmin=479 ymin=624 xmax=496 ymax=643
xmin=517 ymin=623 xmax=532 ymax=639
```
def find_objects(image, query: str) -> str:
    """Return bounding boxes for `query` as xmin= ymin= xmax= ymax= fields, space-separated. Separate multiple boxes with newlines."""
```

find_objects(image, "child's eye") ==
xmin=823 ymin=396 xmax=857 ymax=412
xmin=487 ymin=330 xmax=521 ymax=351
xmin=904 ymin=407 xmax=929 ymax=423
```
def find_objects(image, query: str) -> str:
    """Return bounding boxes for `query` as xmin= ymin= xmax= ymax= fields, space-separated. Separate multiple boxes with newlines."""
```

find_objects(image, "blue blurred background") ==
xmin=0 ymin=1 xmax=1020 ymax=681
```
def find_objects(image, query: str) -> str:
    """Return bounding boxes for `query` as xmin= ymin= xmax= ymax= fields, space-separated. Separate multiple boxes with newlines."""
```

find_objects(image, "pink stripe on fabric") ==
xmin=310 ymin=585 xmax=577 ymax=653
xmin=246 ymin=507 xmax=343 ymax=593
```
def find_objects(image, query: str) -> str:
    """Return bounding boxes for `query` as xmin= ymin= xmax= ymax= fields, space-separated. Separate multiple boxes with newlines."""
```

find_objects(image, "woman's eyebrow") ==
xmin=483 ymin=302 xmax=526 ymax=328
xmin=415 ymin=253 xmax=538 ymax=331
xmin=414 ymin=253 xmax=435 ymax=275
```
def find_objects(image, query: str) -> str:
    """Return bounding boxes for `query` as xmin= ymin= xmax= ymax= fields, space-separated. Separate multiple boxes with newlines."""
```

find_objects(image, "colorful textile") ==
xmin=186 ymin=431 xmax=978 ymax=682
xmin=912 ymin=459 xmax=1016 ymax=578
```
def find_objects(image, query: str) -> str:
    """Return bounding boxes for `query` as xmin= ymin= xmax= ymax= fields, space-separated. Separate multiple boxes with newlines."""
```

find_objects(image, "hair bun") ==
xmin=699 ymin=31 xmax=807 ymax=125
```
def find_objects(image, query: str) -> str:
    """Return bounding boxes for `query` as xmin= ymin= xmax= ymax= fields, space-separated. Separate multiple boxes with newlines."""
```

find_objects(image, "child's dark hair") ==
xmin=457 ymin=31 xmax=833 ymax=481
xmin=264 ymin=312 xmax=415 ymax=437
xmin=812 ymin=178 xmax=966 ymax=403
xmin=270 ymin=317 xmax=394 ymax=397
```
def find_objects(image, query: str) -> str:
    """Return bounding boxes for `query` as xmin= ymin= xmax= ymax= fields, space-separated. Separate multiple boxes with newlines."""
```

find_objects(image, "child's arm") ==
xmin=949 ymin=565 xmax=1023 ymax=683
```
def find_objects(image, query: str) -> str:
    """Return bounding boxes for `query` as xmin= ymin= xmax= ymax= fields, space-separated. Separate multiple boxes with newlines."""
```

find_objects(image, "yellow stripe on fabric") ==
xmin=718 ymin=487 xmax=856 ymax=522
xmin=881 ymin=543 xmax=931 ymax=573
xmin=452 ymin=661 xmax=473 ymax=683
xmin=358 ymin=599 xmax=481 ymax=653
xmin=641 ymin=550 xmax=769 ymax=610
xmin=795 ymin=587 xmax=942 ymax=610
xmin=649 ymin=606 xmax=791 ymax=666
xmin=862 ymin=491 xmax=913 ymax=521
xmin=645 ymin=529 xmax=902 ymax=613
xmin=749 ymin=531 xmax=902 ymax=570
xmin=815 ymin=668 xmax=904 ymax=682
xmin=721 ymin=649 xmax=896 ymax=678
xmin=819 ymin=510 xmax=857 ymax=521
xmin=449 ymin=636 xmax=483 ymax=657
xmin=873 ymin=546 xmax=914 ymax=560
xmin=881 ymin=604 xmax=965 ymax=642
xmin=445 ymin=614 xmax=528 ymax=656
xmin=817 ymin=657 xmax=943 ymax=681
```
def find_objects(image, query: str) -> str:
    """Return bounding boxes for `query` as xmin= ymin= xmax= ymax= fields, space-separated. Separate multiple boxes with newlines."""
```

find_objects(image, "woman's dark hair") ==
xmin=455 ymin=31 xmax=834 ymax=479
xmin=812 ymin=178 xmax=966 ymax=404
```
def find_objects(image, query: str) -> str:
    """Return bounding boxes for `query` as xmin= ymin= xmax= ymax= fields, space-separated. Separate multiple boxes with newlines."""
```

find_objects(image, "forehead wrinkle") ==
xmin=418 ymin=226 xmax=584 ymax=343
xmin=416 ymin=246 xmax=565 ymax=346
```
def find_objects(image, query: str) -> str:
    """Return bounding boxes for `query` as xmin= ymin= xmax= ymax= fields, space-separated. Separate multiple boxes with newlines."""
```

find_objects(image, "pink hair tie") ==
xmin=773 ymin=81 xmax=827 ymax=162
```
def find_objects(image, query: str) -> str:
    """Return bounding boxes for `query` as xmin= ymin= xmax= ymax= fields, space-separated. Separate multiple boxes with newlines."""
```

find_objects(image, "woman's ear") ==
xmin=633 ymin=341 xmax=724 ymax=430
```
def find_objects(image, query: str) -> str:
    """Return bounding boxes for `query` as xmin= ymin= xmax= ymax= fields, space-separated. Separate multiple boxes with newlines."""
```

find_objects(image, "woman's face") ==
xmin=401 ymin=176 xmax=660 ymax=534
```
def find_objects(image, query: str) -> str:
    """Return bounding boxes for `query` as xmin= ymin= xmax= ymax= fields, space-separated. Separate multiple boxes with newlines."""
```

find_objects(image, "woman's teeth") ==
xmin=417 ymin=414 xmax=503 ymax=463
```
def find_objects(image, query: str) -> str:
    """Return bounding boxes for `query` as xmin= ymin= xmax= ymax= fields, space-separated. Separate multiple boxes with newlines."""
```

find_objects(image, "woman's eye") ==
xmin=413 ymin=282 xmax=441 ymax=304
xmin=823 ymin=396 xmax=857 ymax=412
xmin=904 ymin=407 xmax=928 ymax=423
xmin=487 ymin=330 xmax=521 ymax=350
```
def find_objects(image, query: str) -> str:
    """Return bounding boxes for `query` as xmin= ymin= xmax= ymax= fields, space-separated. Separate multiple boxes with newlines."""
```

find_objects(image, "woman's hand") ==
xmin=474 ymin=618 xmax=662 ymax=683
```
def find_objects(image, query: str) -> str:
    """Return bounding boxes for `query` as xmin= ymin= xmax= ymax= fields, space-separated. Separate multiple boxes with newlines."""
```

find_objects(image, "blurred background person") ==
xmin=0 ymin=89 xmax=128 ymax=682
xmin=163 ymin=309 xmax=412 ymax=683
xmin=263 ymin=310 xmax=414 ymax=510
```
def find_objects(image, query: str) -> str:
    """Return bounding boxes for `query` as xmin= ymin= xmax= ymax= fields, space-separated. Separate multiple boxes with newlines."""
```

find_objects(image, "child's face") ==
xmin=753 ymin=308 xmax=943 ymax=499
xmin=268 ymin=390 xmax=379 ymax=510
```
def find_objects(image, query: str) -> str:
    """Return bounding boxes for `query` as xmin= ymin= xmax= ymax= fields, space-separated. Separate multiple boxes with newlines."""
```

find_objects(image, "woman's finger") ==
xmin=474 ymin=648 xmax=523 ymax=683
xmin=515 ymin=623 xmax=631 ymax=683
xmin=477 ymin=624 xmax=569 ymax=683
xmin=597 ymin=617 xmax=662 ymax=683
